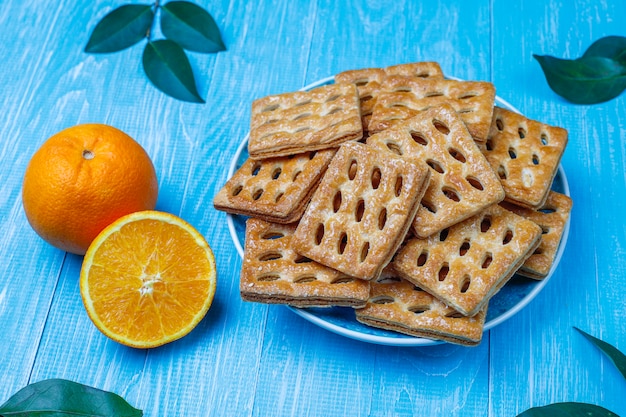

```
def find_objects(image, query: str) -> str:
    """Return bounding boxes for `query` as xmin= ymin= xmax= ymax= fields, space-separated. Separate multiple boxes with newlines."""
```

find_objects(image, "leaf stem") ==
xmin=146 ymin=1 xmax=161 ymax=42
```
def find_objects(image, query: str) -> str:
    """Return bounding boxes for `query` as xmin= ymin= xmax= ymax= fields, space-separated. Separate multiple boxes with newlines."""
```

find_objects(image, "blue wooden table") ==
xmin=1 ymin=1 xmax=625 ymax=416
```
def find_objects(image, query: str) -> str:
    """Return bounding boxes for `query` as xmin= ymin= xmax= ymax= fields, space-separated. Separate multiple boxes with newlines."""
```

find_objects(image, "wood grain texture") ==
xmin=489 ymin=1 xmax=626 ymax=416
xmin=0 ymin=0 xmax=624 ymax=416
xmin=0 ymin=0 xmax=80 ymax=400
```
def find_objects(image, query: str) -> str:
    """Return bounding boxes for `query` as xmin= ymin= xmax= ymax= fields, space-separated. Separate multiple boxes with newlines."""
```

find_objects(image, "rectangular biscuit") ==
xmin=500 ymin=191 xmax=572 ymax=279
xmin=384 ymin=62 xmax=444 ymax=78
xmin=213 ymin=149 xmax=336 ymax=224
xmin=292 ymin=141 xmax=431 ymax=281
xmin=335 ymin=68 xmax=386 ymax=133
xmin=367 ymin=104 xmax=504 ymax=238
xmin=240 ymin=218 xmax=370 ymax=307
xmin=335 ymin=62 xmax=444 ymax=133
xmin=355 ymin=269 xmax=486 ymax=346
xmin=248 ymin=83 xmax=363 ymax=159
xmin=392 ymin=204 xmax=542 ymax=317
xmin=368 ymin=76 xmax=496 ymax=142
xmin=481 ymin=107 xmax=568 ymax=208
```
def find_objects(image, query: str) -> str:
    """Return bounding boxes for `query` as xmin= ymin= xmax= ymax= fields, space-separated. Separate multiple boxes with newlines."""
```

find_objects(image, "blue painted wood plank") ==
xmin=0 ymin=0 xmax=624 ymax=416
xmin=305 ymin=0 xmax=492 ymax=84
xmin=0 ymin=0 xmax=83 ymax=400
xmin=251 ymin=308 xmax=376 ymax=416
xmin=489 ymin=0 xmax=626 ymax=416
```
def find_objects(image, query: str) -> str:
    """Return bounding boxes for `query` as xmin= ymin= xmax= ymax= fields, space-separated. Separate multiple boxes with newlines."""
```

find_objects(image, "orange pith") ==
xmin=80 ymin=210 xmax=217 ymax=348
xmin=22 ymin=124 xmax=158 ymax=255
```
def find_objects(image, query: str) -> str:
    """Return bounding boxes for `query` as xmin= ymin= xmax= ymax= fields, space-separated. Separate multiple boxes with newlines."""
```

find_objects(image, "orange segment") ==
xmin=80 ymin=210 xmax=217 ymax=348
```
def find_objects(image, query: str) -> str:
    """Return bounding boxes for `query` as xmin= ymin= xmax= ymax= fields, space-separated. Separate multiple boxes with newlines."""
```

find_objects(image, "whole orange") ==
xmin=22 ymin=124 xmax=158 ymax=255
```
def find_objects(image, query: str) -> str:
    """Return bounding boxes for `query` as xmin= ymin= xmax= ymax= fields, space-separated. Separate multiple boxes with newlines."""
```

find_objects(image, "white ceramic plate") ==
xmin=226 ymin=76 xmax=571 ymax=346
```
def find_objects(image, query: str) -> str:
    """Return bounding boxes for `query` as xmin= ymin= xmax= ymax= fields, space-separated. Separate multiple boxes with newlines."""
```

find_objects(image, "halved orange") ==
xmin=80 ymin=210 xmax=217 ymax=348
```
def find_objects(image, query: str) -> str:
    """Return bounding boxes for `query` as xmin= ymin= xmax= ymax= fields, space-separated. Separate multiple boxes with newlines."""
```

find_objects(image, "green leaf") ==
xmin=0 ymin=378 xmax=142 ymax=417
xmin=533 ymin=54 xmax=626 ymax=104
xmin=583 ymin=35 xmax=626 ymax=65
xmin=516 ymin=402 xmax=618 ymax=416
xmin=161 ymin=1 xmax=226 ymax=53
xmin=575 ymin=327 xmax=626 ymax=380
xmin=85 ymin=4 xmax=154 ymax=53
xmin=142 ymin=39 xmax=205 ymax=103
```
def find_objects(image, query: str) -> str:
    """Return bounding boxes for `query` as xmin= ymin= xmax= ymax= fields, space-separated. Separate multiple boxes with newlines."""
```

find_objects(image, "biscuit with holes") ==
xmin=392 ymin=204 xmax=542 ymax=316
xmin=355 ymin=271 xmax=486 ymax=346
xmin=482 ymin=107 xmax=568 ymax=209
xmin=248 ymin=83 xmax=363 ymax=159
xmin=213 ymin=149 xmax=336 ymax=224
xmin=335 ymin=68 xmax=386 ymax=133
xmin=367 ymin=104 xmax=504 ymax=238
xmin=500 ymin=191 xmax=572 ymax=279
xmin=292 ymin=141 xmax=431 ymax=281
xmin=385 ymin=62 xmax=444 ymax=78
xmin=240 ymin=218 xmax=370 ymax=307
xmin=335 ymin=62 xmax=444 ymax=133
xmin=368 ymin=76 xmax=496 ymax=142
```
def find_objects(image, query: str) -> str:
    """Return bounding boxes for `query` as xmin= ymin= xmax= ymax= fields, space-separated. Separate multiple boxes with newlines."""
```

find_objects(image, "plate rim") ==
xmin=225 ymin=75 xmax=571 ymax=347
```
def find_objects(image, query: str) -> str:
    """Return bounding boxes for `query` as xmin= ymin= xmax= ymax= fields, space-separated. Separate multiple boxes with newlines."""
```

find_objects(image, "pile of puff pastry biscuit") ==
xmin=213 ymin=62 xmax=572 ymax=346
